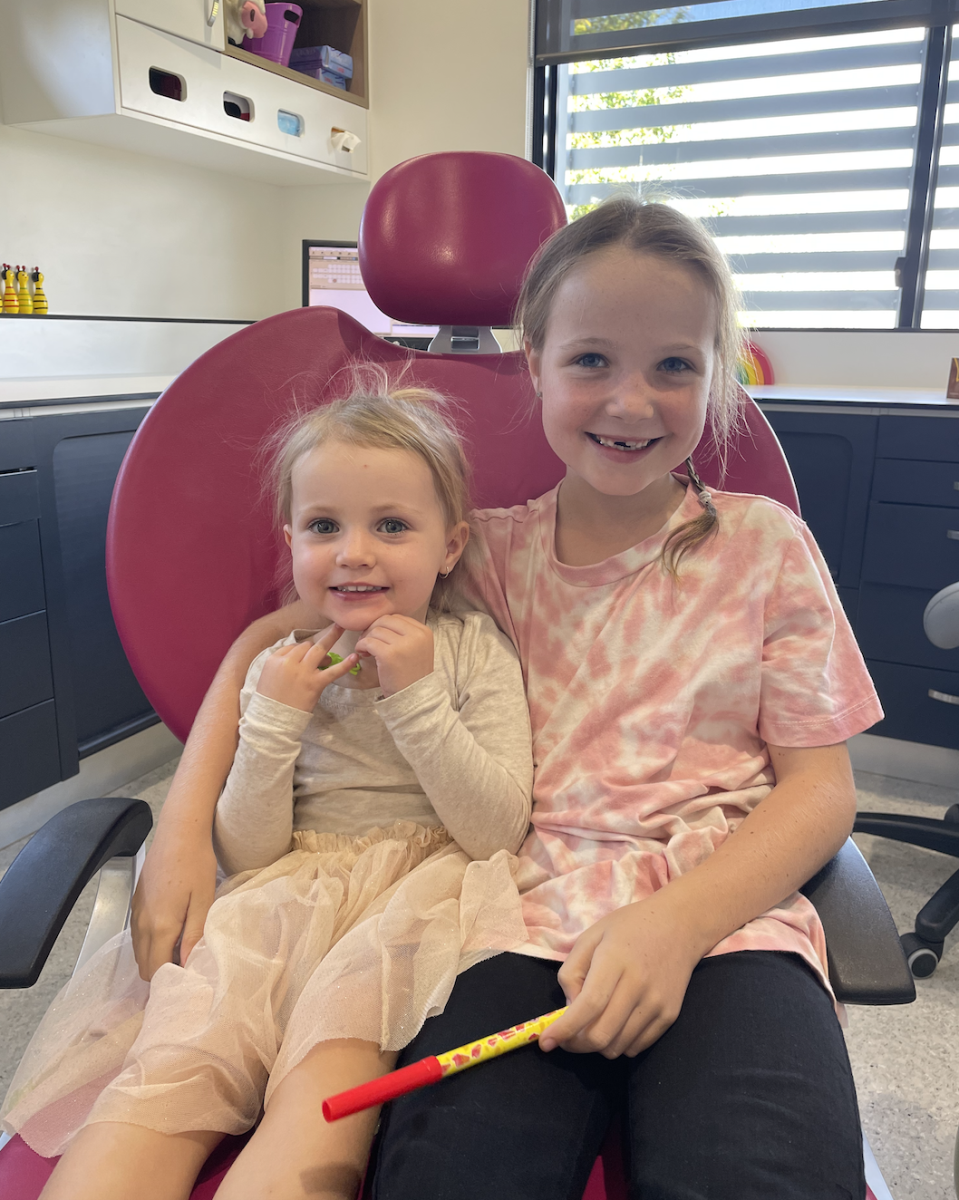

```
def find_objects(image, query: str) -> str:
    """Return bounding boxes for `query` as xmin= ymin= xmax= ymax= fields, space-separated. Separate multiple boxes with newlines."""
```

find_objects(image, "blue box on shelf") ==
xmin=289 ymin=45 xmax=353 ymax=80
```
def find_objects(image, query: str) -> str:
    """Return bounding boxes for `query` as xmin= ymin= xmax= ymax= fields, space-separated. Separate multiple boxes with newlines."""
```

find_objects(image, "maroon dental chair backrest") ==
xmin=106 ymin=151 xmax=797 ymax=744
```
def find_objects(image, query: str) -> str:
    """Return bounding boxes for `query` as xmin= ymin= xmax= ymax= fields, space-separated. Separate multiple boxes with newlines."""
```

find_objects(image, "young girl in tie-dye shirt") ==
xmin=131 ymin=198 xmax=881 ymax=1200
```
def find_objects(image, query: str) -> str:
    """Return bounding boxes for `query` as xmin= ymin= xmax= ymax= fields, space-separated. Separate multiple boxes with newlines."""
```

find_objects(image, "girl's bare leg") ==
xmin=216 ymin=1039 xmax=397 ymax=1200
xmin=39 ymin=1122 xmax=223 ymax=1200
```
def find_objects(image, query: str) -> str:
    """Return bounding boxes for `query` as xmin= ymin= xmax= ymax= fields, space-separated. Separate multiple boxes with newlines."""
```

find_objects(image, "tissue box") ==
xmin=319 ymin=68 xmax=346 ymax=89
xmin=289 ymin=45 xmax=353 ymax=78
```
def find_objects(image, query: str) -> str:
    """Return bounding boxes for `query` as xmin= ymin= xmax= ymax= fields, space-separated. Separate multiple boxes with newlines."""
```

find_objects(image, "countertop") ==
xmin=749 ymin=384 xmax=958 ymax=409
xmin=0 ymin=376 xmax=168 ymax=414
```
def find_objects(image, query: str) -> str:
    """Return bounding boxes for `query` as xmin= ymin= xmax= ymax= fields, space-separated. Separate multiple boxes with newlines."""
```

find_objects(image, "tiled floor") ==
xmin=0 ymin=759 xmax=956 ymax=1198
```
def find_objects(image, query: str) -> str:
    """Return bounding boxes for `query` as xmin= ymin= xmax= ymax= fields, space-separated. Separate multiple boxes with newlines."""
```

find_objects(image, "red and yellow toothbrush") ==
xmin=323 ymin=1007 xmax=567 ymax=1122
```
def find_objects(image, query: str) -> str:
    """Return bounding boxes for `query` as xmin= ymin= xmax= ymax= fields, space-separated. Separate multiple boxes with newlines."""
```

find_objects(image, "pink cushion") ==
xmin=358 ymin=153 xmax=568 ymax=326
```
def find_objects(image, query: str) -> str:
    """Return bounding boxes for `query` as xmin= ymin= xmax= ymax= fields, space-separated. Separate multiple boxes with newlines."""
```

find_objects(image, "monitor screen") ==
xmin=302 ymin=241 xmax=439 ymax=341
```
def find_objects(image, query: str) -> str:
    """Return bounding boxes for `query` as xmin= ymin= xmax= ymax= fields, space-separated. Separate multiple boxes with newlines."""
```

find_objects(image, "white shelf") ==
xmin=0 ymin=0 xmax=367 ymax=185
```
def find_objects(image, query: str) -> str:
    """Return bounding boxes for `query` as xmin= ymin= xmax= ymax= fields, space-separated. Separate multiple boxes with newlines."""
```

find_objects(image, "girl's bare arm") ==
xmin=130 ymin=602 xmax=316 ymax=980
xmin=541 ymin=741 xmax=856 ymax=1057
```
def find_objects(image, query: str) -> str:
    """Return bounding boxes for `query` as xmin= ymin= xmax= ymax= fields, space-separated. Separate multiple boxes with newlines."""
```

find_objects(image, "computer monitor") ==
xmin=302 ymin=240 xmax=439 ymax=343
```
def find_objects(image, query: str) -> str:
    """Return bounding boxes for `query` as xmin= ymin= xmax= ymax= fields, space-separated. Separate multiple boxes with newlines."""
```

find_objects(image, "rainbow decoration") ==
xmin=322 ymin=1007 xmax=568 ymax=1122
xmin=737 ymin=340 xmax=774 ymax=387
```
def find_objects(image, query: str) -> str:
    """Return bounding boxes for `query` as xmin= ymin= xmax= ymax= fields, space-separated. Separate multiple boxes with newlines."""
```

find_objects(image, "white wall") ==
xmin=367 ymin=0 xmax=529 ymax=177
xmin=0 ymin=122 xmax=288 ymax=321
xmin=749 ymin=330 xmax=959 ymax=391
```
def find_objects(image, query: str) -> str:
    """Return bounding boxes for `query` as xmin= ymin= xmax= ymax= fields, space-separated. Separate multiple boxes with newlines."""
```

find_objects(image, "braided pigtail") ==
xmin=660 ymin=457 xmax=718 ymax=578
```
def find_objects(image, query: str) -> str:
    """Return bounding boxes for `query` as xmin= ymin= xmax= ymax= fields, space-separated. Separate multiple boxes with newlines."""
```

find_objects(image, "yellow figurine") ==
xmin=1 ymin=264 xmax=17 ymax=313
xmin=16 ymin=266 xmax=32 ymax=315
xmin=31 ymin=268 xmax=47 ymax=315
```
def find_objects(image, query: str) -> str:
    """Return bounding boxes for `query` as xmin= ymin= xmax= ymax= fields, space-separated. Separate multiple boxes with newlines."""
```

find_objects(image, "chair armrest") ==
xmin=800 ymin=837 xmax=916 ymax=1006
xmin=0 ymin=797 xmax=152 ymax=989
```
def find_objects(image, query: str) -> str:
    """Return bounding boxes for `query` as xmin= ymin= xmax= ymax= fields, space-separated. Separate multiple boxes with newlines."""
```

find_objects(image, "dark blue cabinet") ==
xmin=762 ymin=404 xmax=959 ymax=751
xmin=0 ymin=402 xmax=157 ymax=811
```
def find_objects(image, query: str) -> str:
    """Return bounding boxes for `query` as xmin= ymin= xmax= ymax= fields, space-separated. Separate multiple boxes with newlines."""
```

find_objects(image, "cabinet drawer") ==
xmin=861 ymin=502 xmax=959 ymax=591
xmin=876 ymin=414 xmax=959 ymax=462
xmin=857 ymin=582 xmax=959 ymax=670
xmin=872 ymin=458 xmax=959 ymax=507
xmin=868 ymin=659 xmax=959 ymax=750
xmin=115 ymin=0 xmax=225 ymax=50
xmin=115 ymin=16 xmax=367 ymax=174
xmin=0 ymin=521 xmax=45 ymax=623
xmin=0 ymin=420 xmax=35 ymax=472
xmin=0 ymin=702 xmax=61 ymax=812
xmin=0 ymin=612 xmax=54 ymax=719
xmin=0 ymin=469 xmax=39 ymax=527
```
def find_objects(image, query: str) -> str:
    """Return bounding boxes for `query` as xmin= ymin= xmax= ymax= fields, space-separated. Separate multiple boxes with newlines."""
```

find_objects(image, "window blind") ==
xmin=537 ymin=0 xmax=959 ymax=64
xmin=555 ymin=28 xmax=929 ymax=328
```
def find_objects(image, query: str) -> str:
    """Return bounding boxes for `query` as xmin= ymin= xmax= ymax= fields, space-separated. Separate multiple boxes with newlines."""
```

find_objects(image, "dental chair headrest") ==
xmin=358 ymin=151 xmax=568 ymax=328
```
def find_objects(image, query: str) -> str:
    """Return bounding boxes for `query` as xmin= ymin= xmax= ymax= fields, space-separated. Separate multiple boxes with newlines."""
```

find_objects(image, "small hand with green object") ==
xmin=255 ymin=623 xmax=359 ymax=711
xmin=325 ymin=651 xmax=361 ymax=676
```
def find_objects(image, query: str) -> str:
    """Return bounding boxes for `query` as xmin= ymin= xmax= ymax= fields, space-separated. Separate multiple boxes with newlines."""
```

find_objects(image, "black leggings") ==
xmin=367 ymin=951 xmax=864 ymax=1200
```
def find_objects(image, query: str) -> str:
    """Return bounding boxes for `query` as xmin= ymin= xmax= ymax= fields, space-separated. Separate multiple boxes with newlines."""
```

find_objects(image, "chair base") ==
xmin=855 ymin=810 xmax=959 ymax=968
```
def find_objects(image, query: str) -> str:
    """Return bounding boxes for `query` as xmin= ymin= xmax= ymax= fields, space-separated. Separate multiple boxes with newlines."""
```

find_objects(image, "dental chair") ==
xmin=0 ymin=151 xmax=915 ymax=1200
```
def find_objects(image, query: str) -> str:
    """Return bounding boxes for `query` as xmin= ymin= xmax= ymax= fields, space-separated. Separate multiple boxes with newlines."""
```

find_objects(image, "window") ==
xmin=533 ymin=1 xmax=959 ymax=329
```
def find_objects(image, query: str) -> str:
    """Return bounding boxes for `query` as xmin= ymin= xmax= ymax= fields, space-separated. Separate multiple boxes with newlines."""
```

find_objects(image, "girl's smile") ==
xmin=284 ymin=441 xmax=467 ymax=631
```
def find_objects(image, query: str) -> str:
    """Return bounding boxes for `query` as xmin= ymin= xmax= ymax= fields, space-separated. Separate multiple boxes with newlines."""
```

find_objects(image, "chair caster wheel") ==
xmin=901 ymin=933 xmax=943 ymax=979
xmin=945 ymin=803 xmax=959 ymax=825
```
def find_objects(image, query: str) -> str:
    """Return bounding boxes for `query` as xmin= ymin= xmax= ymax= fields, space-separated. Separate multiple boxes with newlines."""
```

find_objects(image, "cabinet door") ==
xmin=761 ymin=410 xmax=877 ymax=589
xmin=876 ymin=413 xmax=959 ymax=462
xmin=32 ymin=407 xmax=157 ymax=768
xmin=52 ymin=429 xmax=156 ymax=755
xmin=867 ymin=660 xmax=959 ymax=750
xmin=115 ymin=0 xmax=225 ymax=50
xmin=858 ymin=582 xmax=959 ymax=670
xmin=861 ymin=502 xmax=959 ymax=592
xmin=0 ymin=704 xmax=61 ymax=813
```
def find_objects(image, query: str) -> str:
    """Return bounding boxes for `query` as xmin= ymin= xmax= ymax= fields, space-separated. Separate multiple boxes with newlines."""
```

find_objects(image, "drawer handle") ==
xmin=929 ymin=688 xmax=959 ymax=705
xmin=208 ymin=0 xmax=220 ymax=26
xmin=948 ymin=531 xmax=959 ymax=540
xmin=954 ymin=482 xmax=959 ymax=491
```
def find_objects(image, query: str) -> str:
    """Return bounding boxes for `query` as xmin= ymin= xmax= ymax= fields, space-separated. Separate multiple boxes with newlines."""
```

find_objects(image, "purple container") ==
xmin=248 ymin=4 xmax=302 ymax=67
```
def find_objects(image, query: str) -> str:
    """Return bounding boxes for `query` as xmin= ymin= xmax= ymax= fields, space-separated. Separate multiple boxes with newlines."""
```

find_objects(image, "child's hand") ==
xmin=538 ymin=890 xmax=703 ymax=1059
xmin=256 ymin=624 xmax=358 ymax=712
xmin=354 ymin=614 xmax=434 ymax=697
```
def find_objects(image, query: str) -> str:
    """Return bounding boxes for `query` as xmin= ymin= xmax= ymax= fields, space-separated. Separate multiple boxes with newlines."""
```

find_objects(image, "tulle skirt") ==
xmin=2 ymin=822 xmax=528 ymax=1157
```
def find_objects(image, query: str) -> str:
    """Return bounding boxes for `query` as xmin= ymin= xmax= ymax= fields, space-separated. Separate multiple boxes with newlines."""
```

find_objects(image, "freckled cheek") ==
xmin=541 ymin=397 xmax=590 ymax=446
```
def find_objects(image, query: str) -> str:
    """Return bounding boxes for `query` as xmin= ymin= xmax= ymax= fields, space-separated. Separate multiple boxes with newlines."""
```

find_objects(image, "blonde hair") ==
xmin=271 ymin=371 xmax=478 ymax=612
xmin=515 ymin=196 xmax=746 ymax=574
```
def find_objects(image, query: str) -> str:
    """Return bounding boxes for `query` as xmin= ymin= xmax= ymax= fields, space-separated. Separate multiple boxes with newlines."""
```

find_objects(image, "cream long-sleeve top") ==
xmin=213 ymin=610 xmax=534 ymax=875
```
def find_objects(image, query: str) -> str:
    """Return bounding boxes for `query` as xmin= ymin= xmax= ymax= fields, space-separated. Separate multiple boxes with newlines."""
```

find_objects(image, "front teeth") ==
xmin=338 ymin=585 xmax=383 ymax=592
xmin=592 ymin=434 xmax=650 ymax=450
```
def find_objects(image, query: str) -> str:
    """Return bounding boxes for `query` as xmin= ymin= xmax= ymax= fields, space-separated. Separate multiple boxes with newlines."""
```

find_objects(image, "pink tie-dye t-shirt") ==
xmin=467 ymin=482 xmax=883 ymax=993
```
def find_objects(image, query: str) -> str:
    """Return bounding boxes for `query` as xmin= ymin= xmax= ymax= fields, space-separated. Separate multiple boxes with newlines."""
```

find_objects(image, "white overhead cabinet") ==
xmin=114 ymin=0 xmax=226 ymax=49
xmin=0 ymin=0 xmax=368 ymax=185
